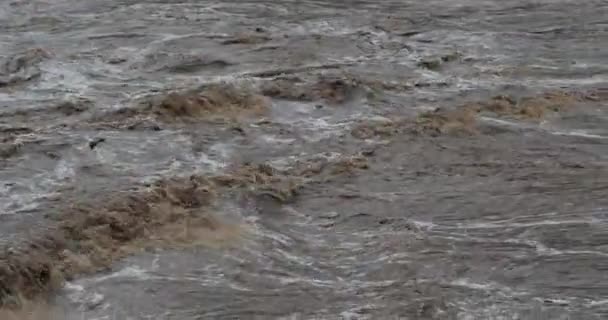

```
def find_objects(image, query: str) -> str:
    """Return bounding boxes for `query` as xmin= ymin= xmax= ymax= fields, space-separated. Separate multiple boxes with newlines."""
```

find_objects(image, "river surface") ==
xmin=1 ymin=0 xmax=607 ymax=319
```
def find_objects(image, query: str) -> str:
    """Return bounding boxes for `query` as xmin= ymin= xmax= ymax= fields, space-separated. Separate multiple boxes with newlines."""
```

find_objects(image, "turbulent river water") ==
xmin=0 ymin=0 xmax=607 ymax=319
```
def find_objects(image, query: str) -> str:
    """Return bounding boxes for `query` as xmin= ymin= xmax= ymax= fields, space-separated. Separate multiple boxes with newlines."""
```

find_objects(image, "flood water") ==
xmin=1 ymin=0 xmax=607 ymax=319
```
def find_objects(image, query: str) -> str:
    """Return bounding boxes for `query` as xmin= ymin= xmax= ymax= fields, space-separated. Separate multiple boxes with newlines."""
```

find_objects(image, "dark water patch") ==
xmin=2 ymin=98 xmax=92 ymax=120
xmin=86 ymin=32 xmax=149 ymax=41
xmin=0 ymin=48 xmax=51 ymax=88
xmin=164 ymin=58 xmax=233 ymax=74
xmin=220 ymin=34 xmax=272 ymax=45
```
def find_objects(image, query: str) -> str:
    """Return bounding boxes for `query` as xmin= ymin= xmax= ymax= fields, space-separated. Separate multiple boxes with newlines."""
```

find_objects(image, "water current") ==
xmin=0 ymin=1 xmax=607 ymax=319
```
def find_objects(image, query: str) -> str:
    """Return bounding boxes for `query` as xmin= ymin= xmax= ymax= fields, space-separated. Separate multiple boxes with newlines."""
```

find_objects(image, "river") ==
xmin=0 ymin=1 xmax=607 ymax=319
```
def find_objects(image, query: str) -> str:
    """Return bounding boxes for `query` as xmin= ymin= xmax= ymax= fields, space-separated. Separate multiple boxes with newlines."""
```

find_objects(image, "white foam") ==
xmin=64 ymin=282 xmax=85 ymax=293
xmin=209 ymin=142 xmax=232 ymax=160
xmin=254 ymin=226 xmax=294 ymax=246
xmin=259 ymin=134 xmax=296 ymax=145
xmin=451 ymin=279 xmax=495 ymax=291
xmin=450 ymin=279 xmax=527 ymax=298
xmin=447 ymin=218 xmax=600 ymax=230
xmin=91 ymin=265 xmax=150 ymax=283
xmin=276 ymin=248 xmax=314 ymax=266
xmin=54 ymin=159 xmax=76 ymax=180
xmin=38 ymin=61 xmax=90 ymax=92
xmin=411 ymin=220 xmax=437 ymax=230
xmin=197 ymin=152 xmax=226 ymax=171
xmin=278 ymin=276 xmax=335 ymax=287
xmin=588 ymin=299 xmax=608 ymax=306
xmin=64 ymin=282 xmax=105 ymax=308
xmin=348 ymin=280 xmax=397 ymax=288
xmin=0 ymin=155 xmax=80 ymax=213
xmin=482 ymin=116 xmax=608 ymax=141
xmin=479 ymin=116 xmax=527 ymax=128
xmin=539 ymin=75 xmax=608 ymax=86
xmin=535 ymin=297 xmax=571 ymax=306
xmin=549 ymin=129 xmax=608 ymax=139
xmin=339 ymin=305 xmax=376 ymax=320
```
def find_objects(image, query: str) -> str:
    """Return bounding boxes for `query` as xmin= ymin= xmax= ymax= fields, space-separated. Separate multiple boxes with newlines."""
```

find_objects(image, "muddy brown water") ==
xmin=1 ymin=0 xmax=607 ymax=319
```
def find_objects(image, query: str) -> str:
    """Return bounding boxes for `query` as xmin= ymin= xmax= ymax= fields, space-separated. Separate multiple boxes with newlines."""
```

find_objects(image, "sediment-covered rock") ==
xmin=0 ymin=154 xmax=369 ymax=309
xmin=260 ymin=75 xmax=362 ymax=104
xmin=350 ymin=89 xmax=601 ymax=140
xmin=414 ymin=107 xmax=478 ymax=136
xmin=472 ymin=90 xmax=593 ymax=119
xmin=145 ymin=84 xmax=270 ymax=121
xmin=351 ymin=107 xmax=477 ymax=139
xmin=92 ymin=83 xmax=270 ymax=128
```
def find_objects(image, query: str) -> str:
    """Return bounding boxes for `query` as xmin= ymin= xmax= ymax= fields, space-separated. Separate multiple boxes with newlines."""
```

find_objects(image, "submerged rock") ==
xmin=0 ymin=152 xmax=370 ymax=308
xmin=149 ymin=84 xmax=269 ymax=120
xmin=2 ymin=98 xmax=92 ymax=122
xmin=477 ymin=91 xmax=583 ymax=119
xmin=414 ymin=107 xmax=478 ymax=136
xmin=0 ymin=48 xmax=51 ymax=88
xmin=349 ymin=88 xmax=599 ymax=141
xmin=0 ymin=143 xmax=22 ymax=159
xmin=418 ymin=59 xmax=442 ymax=70
xmin=51 ymin=98 xmax=92 ymax=116
xmin=417 ymin=52 xmax=462 ymax=70
xmin=0 ymin=175 xmax=223 ymax=307
xmin=0 ymin=127 xmax=33 ymax=159
xmin=93 ymin=83 xmax=271 ymax=128
xmin=351 ymin=116 xmax=399 ymax=139
xmin=260 ymin=75 xmax=362 ymax=104
xmin=351 ymin=108 xmax=478 ymax=139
